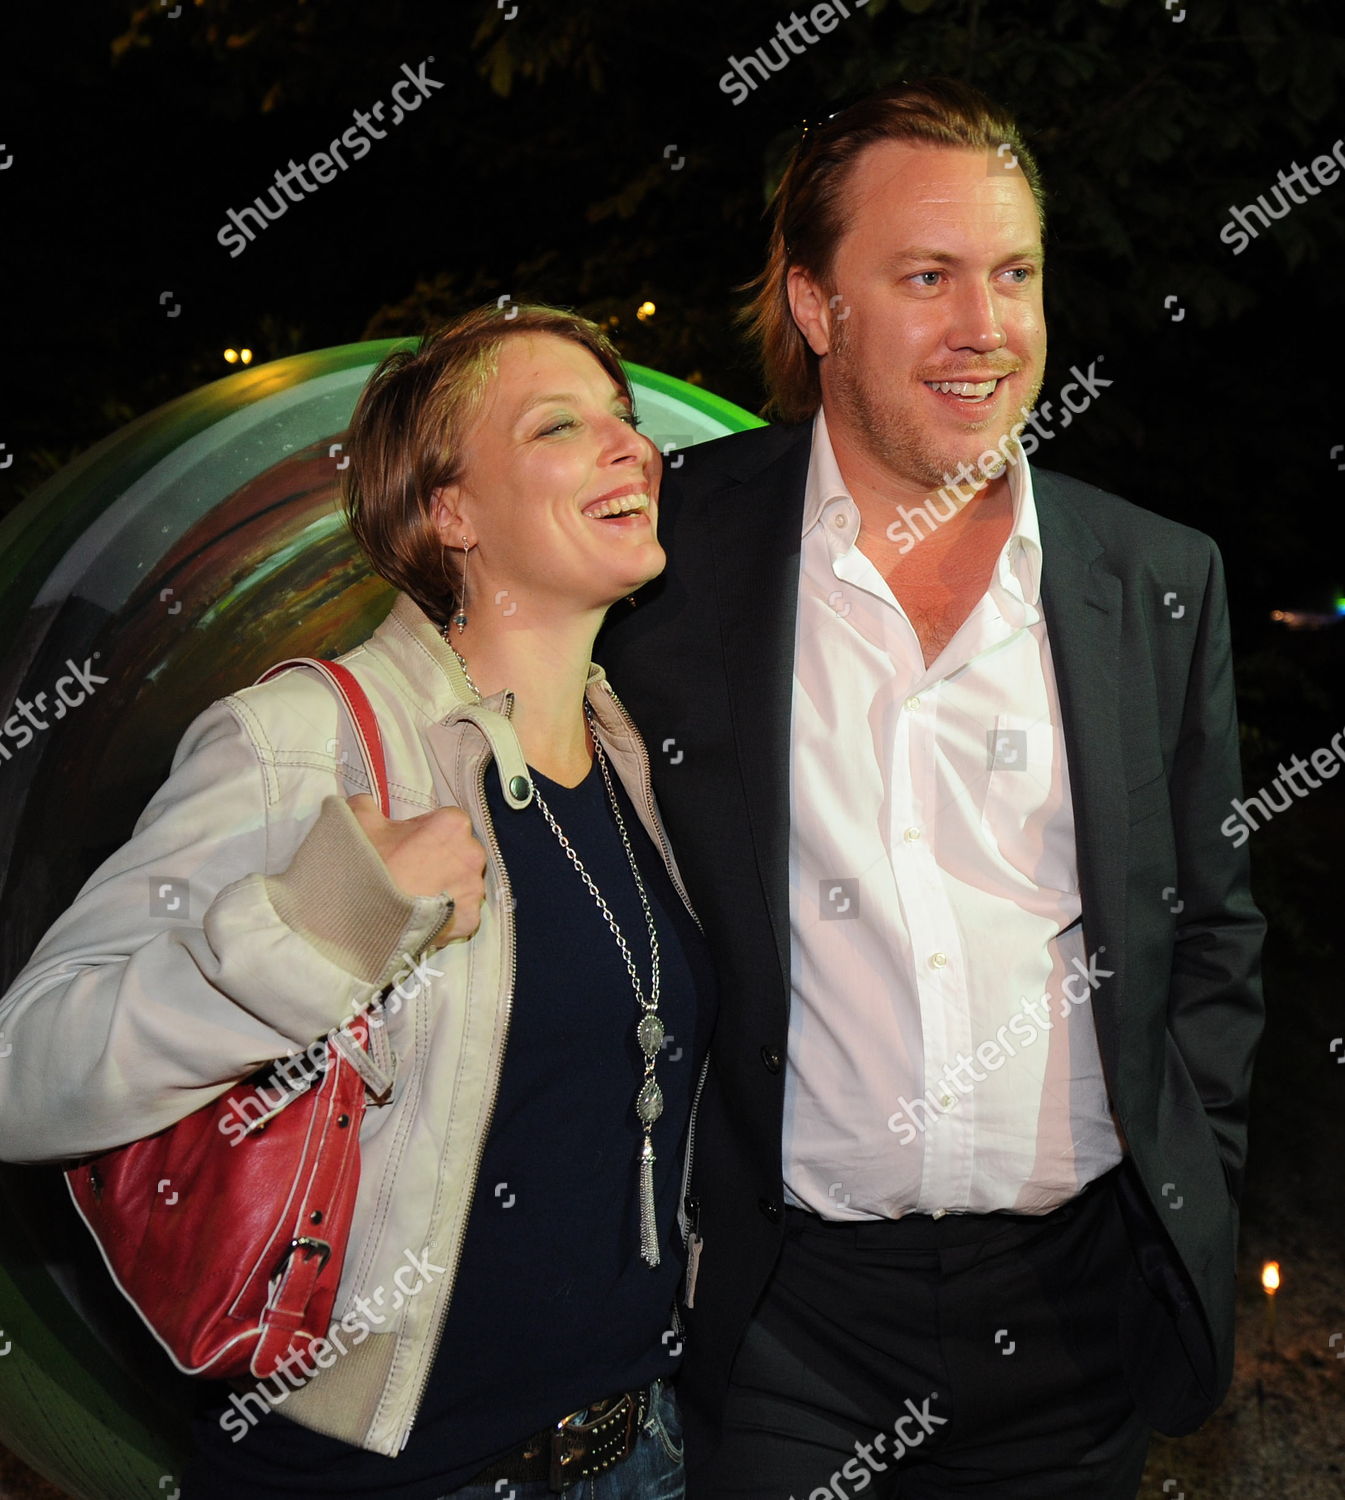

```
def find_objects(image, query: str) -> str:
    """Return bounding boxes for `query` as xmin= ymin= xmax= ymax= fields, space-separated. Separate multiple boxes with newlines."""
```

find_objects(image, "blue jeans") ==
xmin=440 ymin=1380 xmax=684 ymax=1500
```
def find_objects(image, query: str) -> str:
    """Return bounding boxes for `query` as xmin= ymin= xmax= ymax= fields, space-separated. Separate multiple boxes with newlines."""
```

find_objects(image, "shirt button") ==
xmin=905 ymin=696 xmax=921 ymax=711
xmin=939 ymin=1093 xmax=954 ymax=1108
xmin=760 ymin=1046 xmax=782 ymax=1074
xmin=833 ymin=511 xmax=849 ymax=529
xmin=758 ymin=1198 xmax=781 ymax=1224
xmin=930 ymin=951 xmax=948 ymax=969
xmin=903 ymin=827 xmax=921 ymax=843
xmin=932 ymin=1208 xmax=948 ymax=1220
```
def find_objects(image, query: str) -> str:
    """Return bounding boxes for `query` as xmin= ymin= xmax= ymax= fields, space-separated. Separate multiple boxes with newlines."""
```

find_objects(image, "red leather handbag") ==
xmin=66 ymin=659 xmax=394 ymax=1380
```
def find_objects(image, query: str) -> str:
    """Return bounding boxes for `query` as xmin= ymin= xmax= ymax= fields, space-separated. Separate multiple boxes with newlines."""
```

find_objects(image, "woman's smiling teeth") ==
xmin=926 ymin=378 xmax=1000 ymax=401
xmin=582 ymin=492 xmax=651 ymax=520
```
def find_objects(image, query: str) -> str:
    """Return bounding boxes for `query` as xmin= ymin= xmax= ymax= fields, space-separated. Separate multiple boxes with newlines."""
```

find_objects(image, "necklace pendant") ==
xmin=639 ymin=1134 xmax=659 ymax=1267
xmin=636 ymin=1078 xmax=664 ymax=1125
xmin=637 ymin=1013 xmax=664 ymax=1059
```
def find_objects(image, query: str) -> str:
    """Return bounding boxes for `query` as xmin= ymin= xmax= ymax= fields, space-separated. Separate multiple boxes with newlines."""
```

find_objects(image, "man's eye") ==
xmin=911 ymin=271 xmax=942 ymax=288
xmin=1004 ymin=267 xmax=1033 ymax=284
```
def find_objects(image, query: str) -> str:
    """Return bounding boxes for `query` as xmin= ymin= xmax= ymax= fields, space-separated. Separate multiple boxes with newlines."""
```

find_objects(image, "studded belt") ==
xmin=466 ymin=1385 xmax=651 ymax=1492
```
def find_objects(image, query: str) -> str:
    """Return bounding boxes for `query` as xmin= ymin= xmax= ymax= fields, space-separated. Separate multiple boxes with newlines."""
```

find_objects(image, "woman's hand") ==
xmin=346 ymin=796 xmax=487 ymax=945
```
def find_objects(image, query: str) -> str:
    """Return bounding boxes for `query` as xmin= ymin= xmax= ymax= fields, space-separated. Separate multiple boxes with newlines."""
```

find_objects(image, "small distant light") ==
xmin=636 ymin=301 xmax=656 ymax=322
xmin=1261 ymin=1259 xmax=1280 ymax=1350
xmin=239 ymin=348 xmax=253 ymax=365
xmin=1335 ymin=596 xmax=1345 ymax=614
xmin=1270 ymin=610 xmax=1285 ymax=621
xmin=223 ymin=349 xmax=239 ymax=364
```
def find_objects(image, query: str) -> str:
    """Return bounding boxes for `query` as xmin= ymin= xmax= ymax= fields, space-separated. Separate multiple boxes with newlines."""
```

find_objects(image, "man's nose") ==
xmin=947 ymin=282 xmax=1007 ymax=352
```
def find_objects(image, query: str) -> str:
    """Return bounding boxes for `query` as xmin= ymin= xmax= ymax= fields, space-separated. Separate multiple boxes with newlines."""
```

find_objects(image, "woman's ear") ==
xmin=431 ymin=485 xmax=473 ymax=548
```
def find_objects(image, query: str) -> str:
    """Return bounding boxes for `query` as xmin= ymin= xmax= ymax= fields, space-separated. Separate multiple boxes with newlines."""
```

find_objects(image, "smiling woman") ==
xmin=344 ymin=305 xmax=649 ymax=616
xmin=0 ymin=302 xmax=717 ymax=1499
xmin=346 ymin=306 xmax=668 ymax=785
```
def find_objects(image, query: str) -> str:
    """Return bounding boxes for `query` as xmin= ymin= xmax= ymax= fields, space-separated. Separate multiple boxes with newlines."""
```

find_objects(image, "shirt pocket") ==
xmin=979 ymin=714 xmax=1079 ymax=893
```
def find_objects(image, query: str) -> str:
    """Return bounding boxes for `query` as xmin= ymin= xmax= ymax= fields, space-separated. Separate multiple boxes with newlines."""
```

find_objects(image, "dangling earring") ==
xmin=452 ymin=535 xmax=472 ymax=634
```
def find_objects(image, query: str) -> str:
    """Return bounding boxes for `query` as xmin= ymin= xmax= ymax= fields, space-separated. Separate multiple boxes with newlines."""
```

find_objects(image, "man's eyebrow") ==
xmin=883 ymin=246 xmax=1046 ymax=269
xmin=885 ymin=248 xmax=960 ymax=267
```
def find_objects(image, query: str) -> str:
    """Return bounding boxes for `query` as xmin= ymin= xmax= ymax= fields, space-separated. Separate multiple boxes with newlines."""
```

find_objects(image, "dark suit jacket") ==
xmin=597 ymin=421 xmax=1265 ymax=1452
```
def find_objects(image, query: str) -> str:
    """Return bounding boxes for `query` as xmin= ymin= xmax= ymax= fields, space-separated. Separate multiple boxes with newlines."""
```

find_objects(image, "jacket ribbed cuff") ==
xmin=264 ymin=796 xmax=453 ymax=986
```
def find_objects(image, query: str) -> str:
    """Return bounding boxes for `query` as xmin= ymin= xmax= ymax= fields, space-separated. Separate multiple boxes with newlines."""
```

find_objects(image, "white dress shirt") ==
xmin=783 ymin=410 xmax=1124 ymax=1219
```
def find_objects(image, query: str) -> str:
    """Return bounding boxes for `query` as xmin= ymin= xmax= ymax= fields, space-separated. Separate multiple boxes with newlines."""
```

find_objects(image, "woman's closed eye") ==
xmin=537 ymin=409 xmax=640 ymax=438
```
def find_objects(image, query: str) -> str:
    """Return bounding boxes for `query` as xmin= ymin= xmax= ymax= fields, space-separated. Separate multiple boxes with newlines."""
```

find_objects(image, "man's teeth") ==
xmin=927 ymin=379 xmax=999 ymax=400
xmin=583 ymin=492 xmax=650 ymax=519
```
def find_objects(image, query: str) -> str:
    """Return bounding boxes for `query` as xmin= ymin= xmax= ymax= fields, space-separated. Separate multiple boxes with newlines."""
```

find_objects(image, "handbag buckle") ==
xmin=272 ymin=1236 xmax=332 ymax=1281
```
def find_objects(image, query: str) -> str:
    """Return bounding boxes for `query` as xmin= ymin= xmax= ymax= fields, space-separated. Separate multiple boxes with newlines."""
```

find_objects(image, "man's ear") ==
xmin=787 ymin=265 xmax=834 ymax=358
xmin=430 ymin=484 xmax=474 ymax=549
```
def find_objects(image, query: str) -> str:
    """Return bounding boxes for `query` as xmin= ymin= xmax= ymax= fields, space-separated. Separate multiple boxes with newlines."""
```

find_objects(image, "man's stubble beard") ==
xmin=825 ymin=319 xmax=1045 ymax=494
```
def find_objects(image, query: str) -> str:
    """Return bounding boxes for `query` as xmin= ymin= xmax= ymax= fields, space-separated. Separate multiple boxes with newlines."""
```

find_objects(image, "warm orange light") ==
xmin=636 ymin=301 xmax=656 ymax=321
xmin=239 ymin=348 xmax=253 ymax=365
xmin=1261 ymin=1260 xmax=1280 ymax=1295
xmin=223 ymin=348 xmax=239 ymax=364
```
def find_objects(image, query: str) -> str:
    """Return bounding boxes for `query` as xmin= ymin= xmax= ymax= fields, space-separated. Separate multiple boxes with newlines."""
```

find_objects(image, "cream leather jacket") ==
xmin=0 ymin=593 xmax=701 ymax=1457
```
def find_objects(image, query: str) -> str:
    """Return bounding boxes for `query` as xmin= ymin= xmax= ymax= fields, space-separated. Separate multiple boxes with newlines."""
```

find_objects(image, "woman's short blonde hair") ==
xmin=343 ymin=303 xmax=631 ymax=624
xmin=740 ymin=78 xmax=1046 ymax=423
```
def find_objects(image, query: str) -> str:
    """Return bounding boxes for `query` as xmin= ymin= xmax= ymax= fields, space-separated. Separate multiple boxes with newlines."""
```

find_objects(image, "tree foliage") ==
xmin=6 ymin=0 xmax=1343 ymax=613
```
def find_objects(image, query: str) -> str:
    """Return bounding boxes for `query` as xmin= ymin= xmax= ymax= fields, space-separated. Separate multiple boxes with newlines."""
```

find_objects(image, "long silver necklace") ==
xmin=445 ymin=633 xmax=665 ymax=1267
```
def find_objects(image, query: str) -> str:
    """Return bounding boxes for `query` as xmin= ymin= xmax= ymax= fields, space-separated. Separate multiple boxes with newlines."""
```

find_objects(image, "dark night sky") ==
xmin=3 ymin=1 xmax=1343 ymax=693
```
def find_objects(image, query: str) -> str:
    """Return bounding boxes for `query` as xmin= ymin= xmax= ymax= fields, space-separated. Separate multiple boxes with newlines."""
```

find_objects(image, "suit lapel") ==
xmin=1035 ymin=472 xmax=1127 ymax=1074
xmin=705 ymin=426 xmax=813 ymax=992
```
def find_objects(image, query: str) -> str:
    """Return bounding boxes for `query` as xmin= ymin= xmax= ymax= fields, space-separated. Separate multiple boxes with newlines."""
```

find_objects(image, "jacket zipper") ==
xmin=679 ymin=1057 xmax=709 ymax=1248
xmin=397 ymin=700 xmax=519 ymax=1449
xmin=670 ymin=1052 xmax=709 ymax=1341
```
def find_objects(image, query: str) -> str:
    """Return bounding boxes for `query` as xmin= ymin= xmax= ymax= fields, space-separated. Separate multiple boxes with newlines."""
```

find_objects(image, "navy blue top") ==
xmin=186 ymin=751 xmax=716 ymax=1498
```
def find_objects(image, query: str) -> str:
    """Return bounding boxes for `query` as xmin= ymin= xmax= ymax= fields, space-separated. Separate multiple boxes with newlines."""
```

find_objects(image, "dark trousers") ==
xmin=698 ymin=1167 xmax=1150 ymax=1498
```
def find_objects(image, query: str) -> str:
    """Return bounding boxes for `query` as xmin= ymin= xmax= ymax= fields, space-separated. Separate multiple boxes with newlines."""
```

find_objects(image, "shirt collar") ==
xmin=801 ymin=407 xmax=852 ymax=537
xmin=996 ymin=441 xmax=1043 ymax=615
xmin=802 ymin=407 xmax=1044 ymax=613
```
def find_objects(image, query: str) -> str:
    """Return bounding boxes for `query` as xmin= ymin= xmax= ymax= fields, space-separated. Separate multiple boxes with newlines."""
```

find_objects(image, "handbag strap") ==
xmin=256 ymin=658 xmax=391 ymax=817
xmin=253 ymin=656 xmax=401 ymax=1091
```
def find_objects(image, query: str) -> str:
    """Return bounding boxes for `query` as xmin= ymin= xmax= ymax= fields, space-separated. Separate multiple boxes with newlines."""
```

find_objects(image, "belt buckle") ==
xmin=547 ymin=1390 xmax=642 ymax=1492
xmin=548 ymin=1403 xmax=589 ymax=1493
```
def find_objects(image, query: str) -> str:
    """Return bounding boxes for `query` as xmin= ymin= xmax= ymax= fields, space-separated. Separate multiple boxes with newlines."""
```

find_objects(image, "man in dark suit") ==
xmin=599 ymin=78 xmax=1264 ymax=1498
